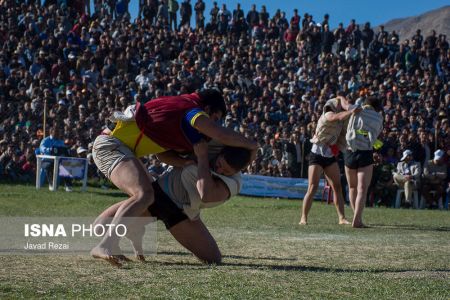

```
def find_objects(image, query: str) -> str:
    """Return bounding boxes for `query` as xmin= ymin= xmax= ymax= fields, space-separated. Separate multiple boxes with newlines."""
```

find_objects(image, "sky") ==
xmin=127 ymin=0 xmax=448 ymax=29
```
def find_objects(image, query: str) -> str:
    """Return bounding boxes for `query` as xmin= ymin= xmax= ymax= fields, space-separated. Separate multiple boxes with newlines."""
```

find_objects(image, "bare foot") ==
xmin=116 ymin=254 xmax=132 ymax=262
xmin=352 ymin=221 xmax=368 ymax=228
xmin=135 ymin=254 xmax=146 ymax=262
xmin=90 ymin=246 xmax=122 ymax=267
xmin=339 ymin=219 xmax=351 ymax=225
xmin=299 ymin=218 xmax=307 ymax=225
xmin=126 ymin=225 xmax=146 ymax=262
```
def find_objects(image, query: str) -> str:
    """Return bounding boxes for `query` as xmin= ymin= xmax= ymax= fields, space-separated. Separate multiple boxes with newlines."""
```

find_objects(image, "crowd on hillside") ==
xmin=0 ymin=1 xmax=448 ymax=207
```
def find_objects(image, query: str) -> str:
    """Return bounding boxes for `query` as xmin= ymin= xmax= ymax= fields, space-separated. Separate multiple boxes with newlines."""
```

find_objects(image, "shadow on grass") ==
xmin=369 ymin=224 xmax=450 ymax=232
xmin=152 ymin=259 xmax=450 ymax=274
xmin=153 ymin=250 xmax=450 ymax=273
xmin=158 ymin=250 xmax=297 ymax=261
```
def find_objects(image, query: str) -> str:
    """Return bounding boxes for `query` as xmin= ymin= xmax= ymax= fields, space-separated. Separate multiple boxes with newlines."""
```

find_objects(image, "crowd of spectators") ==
xmin=0 ymin=1 xmax=448 ymax=206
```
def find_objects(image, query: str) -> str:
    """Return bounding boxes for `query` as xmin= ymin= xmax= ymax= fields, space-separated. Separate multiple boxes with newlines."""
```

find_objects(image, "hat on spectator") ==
xmin=58 ymin=99 xmax=66 ymax=105
xmin=77 ymin=147 xmax=87 ymax=154
xmin=400 ymin=149 xmax=413 ymax=161
xmin=433 ymin=149 xmax=444 ymax=161
xmin=66 ymin=90 xmax=73 ymax=96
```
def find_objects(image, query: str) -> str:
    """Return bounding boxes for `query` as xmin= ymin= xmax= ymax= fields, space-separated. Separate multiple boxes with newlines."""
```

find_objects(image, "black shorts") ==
xmin=308 ymin=152 xmax=336 ymax=169
xmin=344 ymin=150 xmax=373 ymax=169
xmin=148 ymin=182 xmax=188 ymax=230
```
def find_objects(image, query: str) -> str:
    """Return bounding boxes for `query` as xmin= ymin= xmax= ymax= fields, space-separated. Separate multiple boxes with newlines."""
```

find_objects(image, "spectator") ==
xmin=179 ymin=0 xmax=192 ymax=29
xmin=209 ymin=1 xmax=219 ymax=24
xmin=393 ymin=150 xmax=422 ymax=208
xmin=5 ymin=150 xmax=28 ymax=182
xmin=0 ymin=1 xmax=448 ymax=185
xmin=422 ymin=149 xmax=447 ymax=209
xmin=168 ymin=0 xmax=179 ymax=30
xmin=246 ymin=4 xmax=259 ymax=29
xmin=157 ymin=0 xmax=169 ymax=25
xmin=39 ymin=126 xmax=73 ymax=192
xmin=369 ymin=152 xmax=396 ymax=206
xmin=194 ymin=0 xmax=205 ymax=30
xmin=148 ymin=157 xmax=167 ymax=179
xmin=76 ymin=146 xmax=88 ymax=158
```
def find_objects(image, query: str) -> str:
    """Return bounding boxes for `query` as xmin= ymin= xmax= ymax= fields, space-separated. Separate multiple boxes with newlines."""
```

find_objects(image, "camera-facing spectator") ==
xmin=393 ymin=150 xmax=422 ymax=208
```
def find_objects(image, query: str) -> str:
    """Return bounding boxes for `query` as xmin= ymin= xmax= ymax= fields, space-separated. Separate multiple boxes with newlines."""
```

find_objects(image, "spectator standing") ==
xmin=157 ymin=0 xmax=169 ymax=25
xmin=194 ymin=0 xmax=205 ymax=30
xmin=259 ymin=5 xmax=269 ymax=27
xmin=246 ymin=4 xmax=259 ymax=29
xmin=361 ymin=22 xmax=374 ymax=50
xmin=168 ymin=0 xmax=179 ymax=30
xmin=179 ymin=0 xmax=192 ymax=29
xmin=218 ymin=4 xmax=231 ymax=24
xmin=209 ymin=1 xmax=219 ymax=24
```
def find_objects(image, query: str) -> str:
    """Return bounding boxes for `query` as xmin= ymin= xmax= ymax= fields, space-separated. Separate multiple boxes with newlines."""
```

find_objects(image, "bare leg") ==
xmin=299 ymin=165 xmax=323 ymax=225
xmin=91 ymin=157 xmax=154 ymax=267
xmin=92 ymin=199 xmax=152 ymax=261
xmin=94 ymin=195 xmax=221 ymax=264
xmin=92 ymin=201 xmax=126 ymax=234
xmin=353 ymin=165 xmax=373 ymax=228
xmin=345 ymin=167 xmax=358 ymax=212
xmin=169 ymin=219 xmax=221 ymax=264
xmin=324 ymin=163 xmax=350 ymax=225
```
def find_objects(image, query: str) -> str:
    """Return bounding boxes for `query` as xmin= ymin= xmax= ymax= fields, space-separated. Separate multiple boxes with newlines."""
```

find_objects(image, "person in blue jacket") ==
xmin=38 ymin=126 xmax=72 ymax=191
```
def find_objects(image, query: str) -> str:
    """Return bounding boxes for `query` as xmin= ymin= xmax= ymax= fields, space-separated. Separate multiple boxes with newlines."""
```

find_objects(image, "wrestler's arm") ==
xmin=194 ymin=141 xmax=230 ymax=203
xmin=156 ymin=150 xmax=195 ymax=168
xmin=337 ymin=95 xmax=350 ymax=110
xmin=193 ymin=115 xmax=258 ymax=151
xmin=325 ymin=106 xmax=362 ymax=122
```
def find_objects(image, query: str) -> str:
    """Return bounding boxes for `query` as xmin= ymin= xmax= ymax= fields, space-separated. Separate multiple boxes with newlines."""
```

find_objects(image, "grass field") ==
xmin=0 ymin=184 xmax=449 ymax=299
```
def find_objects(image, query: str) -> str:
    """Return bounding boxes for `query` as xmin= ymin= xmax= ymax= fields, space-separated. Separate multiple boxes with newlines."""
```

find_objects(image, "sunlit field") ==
xmin=0 ymin=184 xmax=449 ymax=299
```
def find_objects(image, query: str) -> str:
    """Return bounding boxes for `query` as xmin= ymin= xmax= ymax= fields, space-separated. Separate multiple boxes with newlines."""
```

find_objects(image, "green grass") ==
xmin=0 ymin=184 xmax=449 ymax=299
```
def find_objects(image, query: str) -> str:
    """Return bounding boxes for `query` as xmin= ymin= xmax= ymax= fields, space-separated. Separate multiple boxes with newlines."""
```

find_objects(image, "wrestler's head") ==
xmin=365 ymin=96 xmax=382 ymax=112
xmin=198 ymin=89 xmax=226 ymax=122
xmin=213 ymin=146 xmax=252 ymax=176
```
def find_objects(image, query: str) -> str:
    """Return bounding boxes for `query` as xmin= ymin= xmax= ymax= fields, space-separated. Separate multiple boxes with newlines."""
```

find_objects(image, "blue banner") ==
xmin=239 ymin=174 xmax=324 ymax=199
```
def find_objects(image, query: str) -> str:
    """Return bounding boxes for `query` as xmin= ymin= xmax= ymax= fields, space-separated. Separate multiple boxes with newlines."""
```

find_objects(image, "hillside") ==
xmin=379 ymin=6 xmax=450 ymax=41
